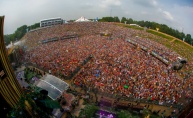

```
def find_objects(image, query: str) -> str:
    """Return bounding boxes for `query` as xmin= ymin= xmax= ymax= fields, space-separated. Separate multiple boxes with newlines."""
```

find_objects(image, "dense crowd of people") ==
xmin=24 ymin=22 xmax=193 ymax=105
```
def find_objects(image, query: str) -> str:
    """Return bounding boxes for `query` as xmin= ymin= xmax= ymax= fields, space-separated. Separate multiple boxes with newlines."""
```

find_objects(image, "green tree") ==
xmin=79 ymin=104 xmax=99 ymax=118
xmin=185 ymin=34 xmax=192 ymax=44
xmin=127 ymin=18 xmax=133 ymax=24
xmin=28 ymin=23 xmax=40 ymax=31
xmin=114 ymin=16 xmax=120 ymax=22
xmin=14 ymin=25 xmax=27 ymax=40
xmin=121 ymin=17 xmax=127 ymax=23
xmin=3 ymin=23 xmax=40 ymax=45
xmin=117 ymin=110 xmax=140 ymax=118
xmin=137 ymin=20 xmax=145 ymax=27
xmin=104 ymin=17 xmax=114 ymax=22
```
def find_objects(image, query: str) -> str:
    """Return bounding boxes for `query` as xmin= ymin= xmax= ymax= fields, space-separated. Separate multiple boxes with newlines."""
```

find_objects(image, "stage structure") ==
xmin=0 ymin=16 xmax=23 ymax=108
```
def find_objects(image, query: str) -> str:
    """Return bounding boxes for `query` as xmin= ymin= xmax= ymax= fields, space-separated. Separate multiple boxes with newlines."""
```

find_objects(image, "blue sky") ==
xmin=0 ymin=0 xmax=193 ymax=37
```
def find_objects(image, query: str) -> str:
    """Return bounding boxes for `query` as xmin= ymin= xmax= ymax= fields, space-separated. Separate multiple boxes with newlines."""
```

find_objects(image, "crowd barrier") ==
xmin=126 ymin=39 xmax=169 ymax=65
xmin=70 ymin=85 xmax=188 ymax=112
xmin=41 ymin=37 xmax=59 ymax=44
xmin=39 ymin=35 xmax=78 ymax=44
xmin=24 ymin=54 xmax=93 ymax=80
xmin=60 ymin=35 xmax=78 ymax=40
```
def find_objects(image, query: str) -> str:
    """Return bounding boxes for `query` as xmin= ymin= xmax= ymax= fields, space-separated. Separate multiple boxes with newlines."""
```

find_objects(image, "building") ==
xmin=40 ymin=17 xmax=63 ymax=27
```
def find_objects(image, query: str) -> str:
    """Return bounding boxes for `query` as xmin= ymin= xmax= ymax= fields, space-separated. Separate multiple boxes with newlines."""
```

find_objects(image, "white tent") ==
xmin=75 ymin=16 xmax=90 ymax=22
xmin=34 ymin=74 xmax=69 ymax=100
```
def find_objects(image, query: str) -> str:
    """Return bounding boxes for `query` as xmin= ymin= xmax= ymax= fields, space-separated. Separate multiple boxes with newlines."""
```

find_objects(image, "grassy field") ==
xmin=172 ymin=40 xmax=193 ymax=60
xmin=146 ymin=30 xmax=174 ymax=41
xmin=117 ymin=23 xmax=193 ymax=61
xmin=117 ymin=23 xmax=144 ymax=30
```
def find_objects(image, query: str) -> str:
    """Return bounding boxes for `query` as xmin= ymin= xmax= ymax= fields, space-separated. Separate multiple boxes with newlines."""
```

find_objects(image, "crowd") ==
xmin=129 ymin=36 xmax=179 ymax=62
xmin=24 ymin=22 xmax=193 ymax=105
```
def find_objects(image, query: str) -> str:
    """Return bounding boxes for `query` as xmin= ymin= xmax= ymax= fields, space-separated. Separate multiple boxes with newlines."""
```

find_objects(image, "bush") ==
xmin=79 ymin=104 xmax=99 ymax=118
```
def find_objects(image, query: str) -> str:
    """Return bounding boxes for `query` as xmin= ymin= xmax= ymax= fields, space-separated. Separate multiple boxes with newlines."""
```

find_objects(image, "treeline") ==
xmin=99 ymin=16 xmax=193 ymax=45
xmin=4 ymin=16 xmax=193 ymax=46
xmin=4 ymin=23 xmax=40 ymax=45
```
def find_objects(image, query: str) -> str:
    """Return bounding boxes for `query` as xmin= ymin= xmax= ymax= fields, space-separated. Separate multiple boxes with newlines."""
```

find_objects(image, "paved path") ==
xmin=15 ymin=66 xmax=29 ymax=88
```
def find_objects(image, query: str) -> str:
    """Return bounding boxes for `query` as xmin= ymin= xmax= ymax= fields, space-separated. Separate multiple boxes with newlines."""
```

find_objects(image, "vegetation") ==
xmin=24 ymin=68 xmax=42 ymax=83
xmin=79 ymin=104 xmax=99 ymax=118
xmin=172 ymin=40 xmax=193 ymax=61
xmin=4 ymin=23 xmax=40 ymax=45
xmin=99 ymin=16 xmax=193 ymax=45
xmin=98 ymin=16 xmax=120 ymax=22
xmin=118 ymin=22 xmax=193 ymax=64
xmin=4 ymin=16 xmax=193 ymax=46
xmin=147 ymin=30 xmax=174 ymax=41
xmin=7 ymin=86 xmax=58 ymax=118
xmin=117 ymin=110 xmax=140 ymax=118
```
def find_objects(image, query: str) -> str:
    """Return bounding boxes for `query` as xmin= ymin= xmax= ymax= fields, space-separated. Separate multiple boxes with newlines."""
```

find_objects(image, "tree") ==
xmin=114 ymin=16 xmax=120 ymax=22
xmin=3 ymin=23 xmax=40 ymax=45
xmin=117 ymin=110 xmax=139 ymax=118
xmin=127 ymin=18 xmax=133 ymax=24
xmin=99 ymin=17 xmax=114 ymax=22
xmin=121 ymin=17 xmax=127 ymax=23
xmin=185 ymin=34 xmax=192 ymax=44
xmin=28 ymin=23 xmax=40 ymax=31
xmin=14 ymin=25 xmax=28 ymax=40
xmin=137 ymin=20 xmax=145 ymax=27
xmin=79 ymin=104 xmax=99 ymax=118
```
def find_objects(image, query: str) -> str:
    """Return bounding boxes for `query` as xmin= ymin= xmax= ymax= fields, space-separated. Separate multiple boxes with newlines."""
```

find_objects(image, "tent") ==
xmin=34 ymin=74 xmax=69 ymax=100
xmin=75 ymin=16 xmax=90 ymax=22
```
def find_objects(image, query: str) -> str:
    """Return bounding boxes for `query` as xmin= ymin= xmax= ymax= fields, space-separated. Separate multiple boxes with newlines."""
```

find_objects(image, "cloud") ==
xmin=141 ymin=11 xmax=149 ymax=15
xmin=158 ymin=8 xmax=174 ymax=21
xmin=0 ymin=0 xmax=192 ymax=36
xmin=151 ymin=0 xmax=158 ymax=6
xmin=80 ymin=3 xmax=94 ymax=9
xmin=162 ymin=10 xmax=174 ymax=21
xmin=170 ymin=4 xmax=193 ymax=36
xmin=100 ymin=0 xmax=121 ymax=8
xmin=132 ymin=0 xmax=158 ymax=8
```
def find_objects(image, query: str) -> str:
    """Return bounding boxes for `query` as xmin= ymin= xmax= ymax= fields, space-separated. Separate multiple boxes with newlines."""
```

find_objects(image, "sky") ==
xmin=0 ymin=0 xmax=193 ymax=37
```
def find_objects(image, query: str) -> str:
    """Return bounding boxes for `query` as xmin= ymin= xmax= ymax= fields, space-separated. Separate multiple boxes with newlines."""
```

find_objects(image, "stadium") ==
xmin=4 ymin=20 xmax=190 ymax=118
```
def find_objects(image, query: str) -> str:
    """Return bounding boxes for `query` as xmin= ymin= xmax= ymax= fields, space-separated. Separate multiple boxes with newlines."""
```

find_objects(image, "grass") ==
xmin=174 ymin=40 xmax=193 ymax=52
xmin=105 ymin=23 xmax=193 ymax=74
xmin=117 ymin=22 xmax=193 ymax=65
xmin=147 ymin=30 xmax=174 ymax=41
xmin=172 ymin=40 xmax=193 ymax=61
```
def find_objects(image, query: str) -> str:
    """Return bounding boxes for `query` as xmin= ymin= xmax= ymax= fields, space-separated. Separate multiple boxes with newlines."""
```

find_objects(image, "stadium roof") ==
xmin=40 ymin=17 xmax=62 ymax=22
